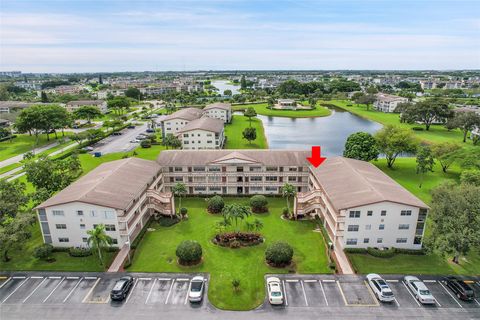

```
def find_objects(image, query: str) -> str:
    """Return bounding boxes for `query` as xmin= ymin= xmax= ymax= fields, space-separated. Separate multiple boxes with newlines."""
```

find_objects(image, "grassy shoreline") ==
xmin=233 ymin=102 xmax=331 ymax=118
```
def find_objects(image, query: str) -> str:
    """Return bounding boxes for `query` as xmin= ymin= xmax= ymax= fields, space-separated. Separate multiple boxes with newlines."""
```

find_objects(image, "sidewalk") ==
xmin=333 ymin=241 xmax=355 ymax=275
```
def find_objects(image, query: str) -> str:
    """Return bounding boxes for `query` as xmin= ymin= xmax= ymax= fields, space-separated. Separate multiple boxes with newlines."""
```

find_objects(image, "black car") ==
xmin=127 ymin=125 xmax=136 ymax=129
xmin=112 ymin=131 xmax=122 ymax=136
xmin=110 ymin=276 xmax=134 ymax=301
xmin=443 ymin=276 xmax=475 ymax=301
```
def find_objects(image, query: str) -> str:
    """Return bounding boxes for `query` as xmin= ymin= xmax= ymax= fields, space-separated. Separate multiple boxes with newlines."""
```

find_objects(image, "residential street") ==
xmin=92 ymin=123 xmax=148 ymax=155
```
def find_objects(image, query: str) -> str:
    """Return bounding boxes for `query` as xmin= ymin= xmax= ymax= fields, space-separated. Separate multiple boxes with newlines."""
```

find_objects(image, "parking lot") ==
xmin=0 ymin=273 xmax=208 ymax=309
xmin=263 ymin=274 xmax=480 ymax=312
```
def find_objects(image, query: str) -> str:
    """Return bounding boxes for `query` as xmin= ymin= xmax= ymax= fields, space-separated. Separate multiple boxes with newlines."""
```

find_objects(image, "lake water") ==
xmin=212 ymin=80 xmax=240 ymax=95
xmin=252 ymin=107 xmax=382 ymax=156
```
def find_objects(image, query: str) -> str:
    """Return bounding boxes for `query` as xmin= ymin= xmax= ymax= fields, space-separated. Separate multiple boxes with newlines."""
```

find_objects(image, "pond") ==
xmin=254 ymin=106 xmax=382 ymax=156
xmin=212 ymin=80 xmax=240 ymax=95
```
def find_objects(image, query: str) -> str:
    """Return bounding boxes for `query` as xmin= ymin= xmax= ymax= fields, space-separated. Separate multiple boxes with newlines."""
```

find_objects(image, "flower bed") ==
xmin=213 ymin=232 xmax=264 ymax=248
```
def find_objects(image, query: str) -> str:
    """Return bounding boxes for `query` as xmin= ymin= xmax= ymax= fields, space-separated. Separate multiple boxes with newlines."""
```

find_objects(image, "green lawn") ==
xmin=233 ymin=102 xmax=331 ymax=118
xmin=224 ymin=115 xmax=268 ymax=149
xmin=347 ymin=157 xmax=480 ymax=276
xmin=0 ymin=222 xmax=116 ymax=272
xmin=0 ymin=134 xmax=68 ymax=162
xmin=328 ymin=100 xmax=474 ymax=146
xmin=129 ymin=197 xmax=331 ymax=310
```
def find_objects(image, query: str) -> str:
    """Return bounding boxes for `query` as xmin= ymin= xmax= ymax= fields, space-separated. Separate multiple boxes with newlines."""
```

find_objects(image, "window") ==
xmin=396 ymin=238 xmax=408 ymax=244
xmin=347 ymin=225 xmax=359 ymax=232
xmin=111 ymin=239 xmax=118 ymax=245
xmin=82 ymin=237 xmax=87 ymax=242
xmin=365 ymin=224 xmax=372 ymax=230
xmin=265 ymin=186 xmax=277 ymax=192
xmin=58 ymin=237 xmax=69 ymax=243
xmin=288 ymin=176 xmax=296 ymax=182
xmin=399 ymin=224 xmax=410 ymax=230
xmin=175 ymin=176 xmax=183 ymax=182
xmin=381 ymin=210 xmax=387 ymax=216
xmin=90 ymin=211 xmax=97 ymax=217
xmin=209 ymin=187 xmax=221 ymax=192
xmin=174 ymin=167 xmax=183 ymax=172
xmin=265 ymin=176 xmax=278 ymax=182
xmin=367 ymin=211 xmax=373 ymax=216
xmin=364 ymin=238 xmax=370 ymax=244
xmin=346 ymin=239 xmax=358 ymax=245
xmin=288 ymin=167 xmax=298 ymax=172
xmin=194 ymin=186 xmax=206 ymax=191
xmin=377 ymin=238 xmax=383 ymax=244
xmin=208 ymin=166 xmax=220 ymax=172
xmin=193 ymin=166 xmax=205 ymax=172
xmin=55 ymin=224 xmax=67 ymax=229
xmin=250 ymin=176 xmax=262 ymax=182
xmin=105 ymin=224 xmax=116 ymax=231
xmin=52 ymin=210 xmax=64 ymax=217
xmin=379 ymin=224 xmax=385 ymax=230
xmin=266 ymin=166 xmax=277 ymax=172
xmin=80 ymin=224 xmax=85 ymax=229
xmin=401 ymin=210 xmax=412 ymax=216
xmin=349 ymin=211 xmax=361 ymax=218
xmin=76 ymin=210 xmax=84 ymax=216
xmin=104 ymin=211 xmax=115 ymax=219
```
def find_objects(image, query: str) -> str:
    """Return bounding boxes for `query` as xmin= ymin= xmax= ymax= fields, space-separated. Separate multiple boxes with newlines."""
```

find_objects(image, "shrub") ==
xmin=33 ymin=244 xmax=53 ymax=260
xmin=207 ymin=195 xmax=224 ymax=214
xmin=140 ymin=139 xmax=151 ymax=148
xmin=412 ymin=127 xmax=424 ymax=131
xmin=282 ymin=207 xmax=289 ymax=217
xmin=176 ymin=240 xmax=202 ymax=265
xmin=157 ymin=215 xmax=180 ymax=227
xmin=51 ymin=246 xmax=69 ymax=253
xmin=250 ymin=195 xmax=268 ymax=213
xmin=213 ymin=232 xmax=263 ymax=247
xmin=68 ymin=247 xmax=92 ymax=257
xmin=265 ymin=241 xmax=294 ymax=267
xmin=180 ymin=207 xmax=188 ymax=218
xmin=395 ymin=248 xmax=426 ymax=255
xmin=344 ymin=248 xmax=367 ymax=254
xmin=232 ymin=279 xmax=241 ymax=291
xmin=230 ymin=240 xmax=241 ymax=249
xmin=366 ymin=247 xmax=396 ymax=258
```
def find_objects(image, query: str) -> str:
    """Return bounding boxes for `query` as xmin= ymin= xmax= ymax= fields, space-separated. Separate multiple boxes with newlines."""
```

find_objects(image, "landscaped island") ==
xmin=233 ymin=102 xmax=331 ymax=118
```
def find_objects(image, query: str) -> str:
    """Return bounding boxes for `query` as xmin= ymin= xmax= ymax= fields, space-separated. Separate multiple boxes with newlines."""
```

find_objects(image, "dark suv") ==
xmin=443 ymin=276 xmax=475 ymax=301
xmin=110 ymin=276 xmax=134 ymax=301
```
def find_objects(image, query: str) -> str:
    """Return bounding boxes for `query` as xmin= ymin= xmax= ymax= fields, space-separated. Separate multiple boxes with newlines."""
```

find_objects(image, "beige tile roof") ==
xmin=66 ymin=100 xmax=105 ymax=106
xmin=310 ymin=157 xmax=428 ymax=211
xmin=157 ymin=150 xmax=310 ymax=166
xmin=162 ymin=107 xmax=203 ymax=122
xmin=203 ymin=102 xmax=232 ymax=111
xmin=176 ymin=117 xmax=224 ymax=134
xmin=375 ymin=93 xmax=408 ymax=102
xmin=36 ymin=157 xmax=160 ymax=211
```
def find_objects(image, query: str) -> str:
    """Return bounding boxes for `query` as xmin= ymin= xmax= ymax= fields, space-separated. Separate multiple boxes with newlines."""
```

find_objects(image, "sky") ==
xmin=0 ymin=0 xmax=479 ymax=73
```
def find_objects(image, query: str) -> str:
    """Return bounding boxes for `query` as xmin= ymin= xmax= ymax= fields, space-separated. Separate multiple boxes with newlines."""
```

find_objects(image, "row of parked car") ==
xmin=110 ymin=276 xmax=206 ymax=303
xmin=266 ymin=275 xmax=477 ymax=306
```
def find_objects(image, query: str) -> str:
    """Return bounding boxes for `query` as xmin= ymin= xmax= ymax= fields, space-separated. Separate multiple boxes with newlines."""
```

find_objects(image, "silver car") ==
xmin=404 ymin=276 xmax=435 ymax=304
xmin=188 ymin=276 xmax=205 ymax=303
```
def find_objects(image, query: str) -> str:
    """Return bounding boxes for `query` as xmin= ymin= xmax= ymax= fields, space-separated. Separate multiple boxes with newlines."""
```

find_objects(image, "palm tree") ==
xmin=87 ymin=224 xmax=112 ymax=266
xmin=281 ymin=183 xmax=296 ymax=217
xmin=253 ymin=218 xmax=264 ymax=232
xmin=172 ymin=182 xmax=187 ymax=214
xmin=222 ymin=204 xmax=251 ymax=232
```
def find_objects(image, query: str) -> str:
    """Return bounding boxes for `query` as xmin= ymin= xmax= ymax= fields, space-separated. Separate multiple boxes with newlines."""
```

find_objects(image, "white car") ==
xmin=188 ymin=276 xmax=205 ymax=303
xmin=366 ymin=273 xmax=395 ymax=302
xmin=266 ymin=277 xmax=284 ymax=305
xmin=404 ymin=276 xmax=435 ymax=304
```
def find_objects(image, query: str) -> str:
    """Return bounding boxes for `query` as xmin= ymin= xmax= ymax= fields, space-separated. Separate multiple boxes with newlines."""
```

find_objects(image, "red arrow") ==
xmin=307 ymin=146 xmax=327 ymax=168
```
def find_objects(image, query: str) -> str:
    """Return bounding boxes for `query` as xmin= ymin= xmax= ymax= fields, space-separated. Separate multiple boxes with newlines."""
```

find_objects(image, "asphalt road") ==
xmin=1 ymin=272 xmax=479 ymax=319
xmin=92 ymin=123 xmax=148 ymax=155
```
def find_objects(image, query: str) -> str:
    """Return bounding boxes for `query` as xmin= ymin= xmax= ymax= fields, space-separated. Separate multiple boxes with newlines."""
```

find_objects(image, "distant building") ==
xmin=0 ymin=101 xmax=34 ymax=113
xmin=274 ymin=99 xmax=298 ymax=110
xmin=203 ymin=102 xmax=232 ymax=123
xmin=160 ymin=107 xmax=204 ymax=139
xmin=176 ymin=117 xmax=225 ymax=150
xmin=66 ymin=100 xmax=108 ymax=113
xmin=374 ymin=93 xmax=408 ymax=113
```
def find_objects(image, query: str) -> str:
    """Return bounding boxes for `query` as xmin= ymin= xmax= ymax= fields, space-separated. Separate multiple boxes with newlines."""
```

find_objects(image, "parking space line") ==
xmin=322 ymin=279 xmax=335 ymax=283
xmin=82 ymin=278 xmax=101 ymax=303
xmin=145 ymin=278 xmax=157 ymax=304
xmin=63 ymin=278 xmax=83 ymax=303
xmin=84 ymin=277 xmax=97 ymax=280
xmin=48 ymin=276 xmax=61 ymax=279
xmin=423 ymin=280 xmax=436 ymax=283
xmin=386 ymin=280 xmax=398 ymax=283
xmin=336 ymin=281 xmax=348 ymax=306
xmin=474 ymin=299 xmax=480 ymax=306
xmin=393 ymin=297 xmax=401 ymax=307
xmin=300 ymin=281 xmax=308 ymax=306
xmin=282 ymin=280 xmax=288 ymax=306
xmin=318 ymin=280 xmax=328 ymax=306
xmin=303 ymin=279 xmax=317 ymax=283
xmin=165 ymin=279 xmax=175 ymax=304
xmin=176 ymin=278 xmax=189 ymax=282
xmin=158 ymin=278 xmax=170 ymax=281
xmin=364 ymin=280 xmax=380 ymax=307
xmin=43 ymin=277 xmax=65 ymax=303
xmin=66 ymin=277 xmax=79 ymax=280
xmin=402 ymin=281 xmax=421 ymax=307
xmin=12 ymin=276 xmax=26 ymax=280
xmin=2 ymin=277 xmax=29 ymax=303
xmin=139 ymin=278 xmax=151 ymax=281
xmin=125 ymin=278 xmax=139 ymax=304
xmin=184 ymin=280 xmax=192 ymax=304
xmin=0 ymin=278 xmax=11 ymax=289
xmin=31 ymin=276 xmax=43 ymax=279
xmin=285 ymin=279 xmax=299 ymax=283
xmin=23 ymin=277 xmax=47 ymax=303
xmin=438 ymin=281 xmax=463 ymax=308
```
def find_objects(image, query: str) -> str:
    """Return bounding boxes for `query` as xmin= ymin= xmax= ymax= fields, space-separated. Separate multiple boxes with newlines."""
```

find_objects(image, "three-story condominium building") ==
xmin=373 ymin=93 xmax=408 ymax=113
xmin=160 ymin=107 xmax=204 ymax=139
xmin=36 ymin=150 xmax=428 ymax=251
xmin=176 ymin=117 xmax=225 ymax=150
xmin=65 ymin=100 xmax=108 ymax=113
xmin=203 ymin=102 xmax=232 ymax=123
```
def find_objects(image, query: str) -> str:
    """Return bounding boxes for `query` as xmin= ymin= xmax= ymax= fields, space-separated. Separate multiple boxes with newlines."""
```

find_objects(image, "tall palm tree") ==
xmin=222 ymin=204 xmax=251 ymax=232
xmin=87 ymin=224 xmax=112 ymax=266
xmin=172 ymin=182 xmax=187 ymax=214
xmin=281 ymin=183 xmax=296 ymax=217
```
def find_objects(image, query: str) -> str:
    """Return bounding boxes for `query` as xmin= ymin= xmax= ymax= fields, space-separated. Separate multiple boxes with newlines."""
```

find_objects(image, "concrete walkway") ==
xmin=107 ymin=244 xmax=130 ymax=272
xmin=333 ymin=241 xmax=354 ymax=274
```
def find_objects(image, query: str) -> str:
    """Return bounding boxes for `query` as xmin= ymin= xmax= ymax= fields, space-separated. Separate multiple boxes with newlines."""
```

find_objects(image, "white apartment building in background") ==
xmin=202 ymin=103 xmax=232 ymax=123
xmin=65 ymin=100 xmax=108 ymax=113
xmin=373 ymin=93 xmax=409 ymax=113
xmin=160 ymin=107 xmax=204 ymax=138
xmin=176 ymin=117 xmax=225 ymax=150
xmin=36 ymin=150 xmax=428 ymax=251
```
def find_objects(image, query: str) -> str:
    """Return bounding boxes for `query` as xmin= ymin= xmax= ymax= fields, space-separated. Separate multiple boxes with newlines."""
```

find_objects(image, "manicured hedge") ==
xmin=344 ymin=247 xmax=426 ymax=258
xmin=176 ymin=240 xmax=202 ymax=265
xmin=69 ymin=247 xmax=92 ymax=257
xmin=265 ymin=241 xmax=294 ymax=267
